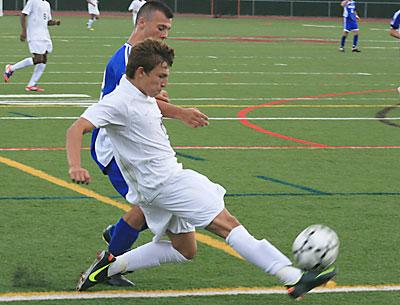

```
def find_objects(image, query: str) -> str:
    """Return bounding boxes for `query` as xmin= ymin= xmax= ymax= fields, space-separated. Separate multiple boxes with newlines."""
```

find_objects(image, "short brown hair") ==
xmin=126 ymin=39 xmax=175 ymax=78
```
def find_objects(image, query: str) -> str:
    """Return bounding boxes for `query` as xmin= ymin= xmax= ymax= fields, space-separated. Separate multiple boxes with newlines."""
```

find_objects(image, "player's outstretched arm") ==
xmin=157 ymin=100 xmax=209 ymax=128
xmin=66 ymin=118 xmax=95 ymax=184
xmin=390 ymin=28 xmax=400 ymax=39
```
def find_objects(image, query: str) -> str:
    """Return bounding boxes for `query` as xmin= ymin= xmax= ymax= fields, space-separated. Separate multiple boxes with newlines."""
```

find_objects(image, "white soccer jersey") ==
xmin=88 ymin=0 xmax=100 ymax=15
xmin=22 ymin=0 xmax=52 ymax=42
xmin=82 ymin=76 xmax=182 ymax=204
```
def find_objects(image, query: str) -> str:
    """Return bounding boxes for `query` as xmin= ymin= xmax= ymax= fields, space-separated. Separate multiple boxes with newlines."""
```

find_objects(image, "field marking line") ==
xmin=1 ymin=284 xmax=400 ymax=302
xmin=2 ymin=146 xmax=400 ymax=151
xmin=0 ymin=94 xmax=90 ymax=98
xmin=237 ymin=89 xmax=396 ymax=148
xmin=2 ymin=116 xmax=400 ymax=121
xmin=0 ymin=155 xmax=241 ymax=260
xmin=2 ymin=102 xmax=400 ymax=108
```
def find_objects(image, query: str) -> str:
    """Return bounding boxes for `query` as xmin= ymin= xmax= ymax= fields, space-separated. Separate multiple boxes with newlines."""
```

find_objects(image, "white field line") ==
xmin=5 ymin=71 xmax=392 ymax=76
xmin=1 ymin=285 xmax=400 ymax=302
xmin=0 ymin=94 xmax=90 ymax=98
xmin=1 ymin=97 xmax=399 ymax=103
xmin=1 ymin=117 xmax=400 ymax=121
xmin=3 ymin=82 xmax=397 ymax=86
xmin=302 ymin=24 xmax=340 ymax=28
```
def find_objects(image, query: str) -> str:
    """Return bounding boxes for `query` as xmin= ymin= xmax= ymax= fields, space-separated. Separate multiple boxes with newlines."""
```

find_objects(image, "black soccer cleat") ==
xmin=76 ymin=251 xmax=115 ymax=291
xmin=286 ymin=266 xmax=336 ymax=300
xmin=352 ymin=48 xmax=361 ymax=53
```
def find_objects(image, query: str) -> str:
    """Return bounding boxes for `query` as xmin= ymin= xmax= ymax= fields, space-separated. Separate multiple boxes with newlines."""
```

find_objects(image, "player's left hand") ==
xmin=156 ymin=90 xmax=169 ymax=103
xmin=180 ymin=108 xmax=209 ymax=128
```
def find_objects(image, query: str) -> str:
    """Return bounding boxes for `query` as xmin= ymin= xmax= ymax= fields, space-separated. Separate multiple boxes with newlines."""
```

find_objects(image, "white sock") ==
xmin=88 ymin=19 xmax=94 ymax=28
xmin=12 ymin=57 xmax=33 ymax=71
xmin=28 ymin=63 xmax=46 ymax=87
xmin=226 ymin=225 xmax=302 ymax=284
xmin=108 ymin=240 xmax=188 ymax=276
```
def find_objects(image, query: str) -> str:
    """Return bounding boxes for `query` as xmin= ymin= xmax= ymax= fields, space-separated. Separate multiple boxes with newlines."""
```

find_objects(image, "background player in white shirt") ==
xmin=128 ymin=0 xmax=146 ymax=25
xmin=3 ymin=0 xmax=60 ymax=92
xmin=86 ymin=0 xmax=100 ymax=30
xmin=67 ymin=39 xmax=336 ymax=299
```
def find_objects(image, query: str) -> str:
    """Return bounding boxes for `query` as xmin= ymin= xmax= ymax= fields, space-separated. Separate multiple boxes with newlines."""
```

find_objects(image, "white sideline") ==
xmin=0 ymin=94 xmax=90 ymax=98
xmin=1 ymin=285 xmax=400 ymax=302
xmin=1 ymin=117 xmax=399 ymax=121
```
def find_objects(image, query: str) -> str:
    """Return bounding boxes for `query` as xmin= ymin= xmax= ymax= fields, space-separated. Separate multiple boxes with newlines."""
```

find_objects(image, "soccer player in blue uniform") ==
xmin=339 ymin=0 xmax=361 ymax=52
xmin=89 ymin=1 xmax=208 ymax=286
xmin=390 ymin=9 xmax=400 ymax=39
xmin=390 ymin=9 xmax=400 ymax=93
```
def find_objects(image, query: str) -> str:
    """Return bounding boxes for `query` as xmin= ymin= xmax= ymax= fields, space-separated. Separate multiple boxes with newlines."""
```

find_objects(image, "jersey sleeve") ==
xmin=81 ymin=97 xmax=127 ymax=128
xmin=391 ymin=10 xmax=400 ymax=30
xmin=21 ymin=0 xmax=33 ymax=15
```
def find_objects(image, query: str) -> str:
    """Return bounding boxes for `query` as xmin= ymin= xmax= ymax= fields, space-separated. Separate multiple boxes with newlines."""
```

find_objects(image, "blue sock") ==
xmin=340 ymin=36 xmax=347 ymax=48
xmin=108 ymin=218 xmax=139 ymax=256
xmin=352 ymin=35 xmax=358 ymax=48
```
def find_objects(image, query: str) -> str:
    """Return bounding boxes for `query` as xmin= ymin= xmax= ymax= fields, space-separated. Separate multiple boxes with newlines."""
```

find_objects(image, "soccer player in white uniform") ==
xmin=3 ymin=0 xmax=60 ymax=92
xmin=128 ymin=0 xmax=146 ymax=25
xmin=67 ymin=39 xmax=337 ymax=300
xmin=89 ymin=1 xmax=208 ymax=287
xmin=86 ymin=0 xmax=100 ymax=30
xmin=339 ymin=0 xmax=361 ymax=52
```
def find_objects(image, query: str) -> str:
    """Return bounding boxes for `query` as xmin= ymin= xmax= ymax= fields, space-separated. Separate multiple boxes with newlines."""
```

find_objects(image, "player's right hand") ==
xmin=69 ymin=167 xmax=91 ymax=184
xmin=20 ymin=32 xmax=26 ymax=42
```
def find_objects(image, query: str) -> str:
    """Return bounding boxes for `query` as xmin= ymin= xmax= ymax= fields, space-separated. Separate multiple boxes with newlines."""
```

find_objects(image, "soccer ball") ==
xmin=292 ymin=224 xmax=339 ymax=271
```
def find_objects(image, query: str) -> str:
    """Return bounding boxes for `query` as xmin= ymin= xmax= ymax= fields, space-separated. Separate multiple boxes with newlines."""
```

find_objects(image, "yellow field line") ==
xmin=0 ymin=155 xmax=242 ymax=259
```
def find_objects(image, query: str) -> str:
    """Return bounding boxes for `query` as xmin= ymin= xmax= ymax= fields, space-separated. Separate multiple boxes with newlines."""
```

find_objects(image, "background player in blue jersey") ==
xmin=339 ymin=0 xmax=361 ymax=52
xmin=390 ymin=9 xmax=400 ymax=39
xmin=88 ymin=1 xmax=209 ymax=286
xmin=389 ymin=9 xmax=400 ymax=93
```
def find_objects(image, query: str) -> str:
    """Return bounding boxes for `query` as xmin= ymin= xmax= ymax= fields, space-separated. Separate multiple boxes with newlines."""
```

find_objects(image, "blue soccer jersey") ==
xmin=391 ymin=9 xmax=400 ymax=30
xmin=343 ymin=1 xmax=357 ymax=22
xmin=342 ymin=1 xmax=358 ymax=32
xmin=91 ymin=43 xmax=132 ymax=172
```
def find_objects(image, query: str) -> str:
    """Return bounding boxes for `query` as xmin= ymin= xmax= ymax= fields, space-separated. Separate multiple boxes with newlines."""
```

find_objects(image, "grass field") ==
xmin=0 ymin=12 xmax=400 ymax=305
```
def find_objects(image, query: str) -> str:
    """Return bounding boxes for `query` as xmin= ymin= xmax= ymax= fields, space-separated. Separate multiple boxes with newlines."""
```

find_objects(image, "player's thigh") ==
xmin=140 ymin=205 xmax=195 ymax=242
xmin=153 ymin=169 xmax=225 ymax=228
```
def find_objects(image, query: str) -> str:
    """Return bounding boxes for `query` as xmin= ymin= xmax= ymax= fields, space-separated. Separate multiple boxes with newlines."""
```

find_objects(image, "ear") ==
xmin=135 ymin=66 xmax=145 ymax=78
xmin=136 ymin=16 xmax=146 ymax=29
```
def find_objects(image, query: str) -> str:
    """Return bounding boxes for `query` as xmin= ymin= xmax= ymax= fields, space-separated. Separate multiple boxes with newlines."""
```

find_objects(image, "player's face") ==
xmin=141 ymin=62 xmax=169 ymax=97
xmin=143 ymin=11 xmax=172 ymax=40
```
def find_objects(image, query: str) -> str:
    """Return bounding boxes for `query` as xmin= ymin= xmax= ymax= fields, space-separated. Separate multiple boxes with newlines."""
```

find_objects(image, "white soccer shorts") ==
xmin=140 ymin=169 xmax=226 ymax=241
xmin=28 ymin=40 xmax=53 ymax=54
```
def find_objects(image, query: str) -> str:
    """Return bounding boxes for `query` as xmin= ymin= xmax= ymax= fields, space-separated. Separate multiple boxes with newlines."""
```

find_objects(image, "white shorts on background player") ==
xmin=88 ymin=0 xmax=100 ymax=15
xmin=81 ymin=76 xmax=225 ymax=240
xmin=22 ymin=0 xmax=52 ymax=54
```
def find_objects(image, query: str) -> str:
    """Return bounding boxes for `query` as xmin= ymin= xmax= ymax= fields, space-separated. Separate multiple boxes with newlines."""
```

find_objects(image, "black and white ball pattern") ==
xmin=292 ymin=224 xmax=339 ymax=271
